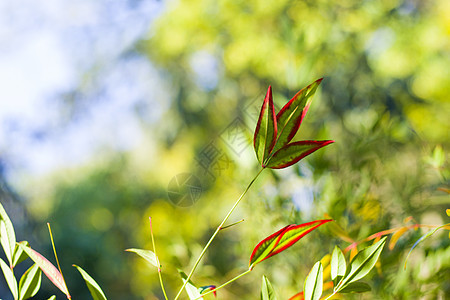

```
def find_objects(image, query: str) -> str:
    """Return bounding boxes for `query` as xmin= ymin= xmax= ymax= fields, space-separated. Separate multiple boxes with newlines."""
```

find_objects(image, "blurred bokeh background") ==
xmin=0 ymin=0 xmax=449 ymax=299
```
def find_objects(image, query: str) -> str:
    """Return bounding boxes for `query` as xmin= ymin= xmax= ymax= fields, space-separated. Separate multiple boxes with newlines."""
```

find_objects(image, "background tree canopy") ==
xmin=1 ymin=0 xmax=448 ymax=299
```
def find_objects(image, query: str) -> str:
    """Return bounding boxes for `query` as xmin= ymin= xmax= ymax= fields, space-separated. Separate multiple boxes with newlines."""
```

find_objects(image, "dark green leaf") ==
xmin=339 ymin=281 xmax=371 ymax=293
xmin=254 ymin=86 xmax=277 ymax=165
xmin=303 ymin=261 xmax=323 ymax=300
xmin=266 ymin=140 xmax=334 ymax=169
xmin=18 ymin=263 xmax=42 ymax=300
xmin=73 ymin=265 xmax=107 ymax=300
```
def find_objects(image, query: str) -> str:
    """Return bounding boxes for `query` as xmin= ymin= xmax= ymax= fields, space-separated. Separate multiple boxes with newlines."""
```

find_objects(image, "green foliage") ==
xmin=260 ymin=275 xmax=278 ymax=300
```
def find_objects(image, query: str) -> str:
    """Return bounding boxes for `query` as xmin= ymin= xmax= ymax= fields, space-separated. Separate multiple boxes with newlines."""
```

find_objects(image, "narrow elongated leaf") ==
xmin=330 ymin=246 xmax=346 ymax=282
xmin=179 ymin=270 xmax=202 ymax=299
xmin=266 ymin=140 xmax=334 ymax=169
xmin=19 ymin=263 xmax=42 ymax=300
xmin=73 ymin=265 xmax=107 ymax=300
xmin=289 ymin=282 xmax=333 ymax=300
xmin=388 ymin=227 xmax=409 ymax=250
xmin=339 ymin=237 xmax=386 ymax=289
xmin=303 ymin=261 xmax=323 ymax=300
xmin=125 ymin=248 xmax=158 ymax=268
xmin=13 ymin=241 xmax=30 ymax=267
xmin=0 ymin=201 xmax=16 ymax=267
xmin=261 ymin=275 xmax=278 ymax=300
xmin=339 ymin=281 xmax=371 ymax=293
xmin=0 ymin=257 xmax=18 ymax=299
xmin=272 ymin=78 xmax=323 ymax=153
xmin=249 ymin=219 xmax=332 ymax=269
xmin=254 ymin=86 xmax=277 ymax=165
xmin=404 ymin=223 xmax=450 ymax=268
xmin=47 ymin=296 xmax=56 ymax=300
xmin=17 ymin=243 xmax=70 ymax=298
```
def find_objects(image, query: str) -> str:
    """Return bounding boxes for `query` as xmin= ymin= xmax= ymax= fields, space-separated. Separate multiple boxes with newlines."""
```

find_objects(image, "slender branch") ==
xmin=194 ymin=269 xmax=252 ymax=299
xmin=47 ymin=223 xmax=71 ymax=299
xmin=174 ymin=168 xmax=264 ymax=300
xmin=149 ymin=217 xmax=169 ymax=300
xmin=220 ymin=219 xmax=245 ymax=230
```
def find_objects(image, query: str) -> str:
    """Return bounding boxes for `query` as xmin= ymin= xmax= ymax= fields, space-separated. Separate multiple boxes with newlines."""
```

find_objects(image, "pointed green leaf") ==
xmin=261 ymin=275 xmax=278 ymax=300
xmin=73 ymin=265 xmax=107 ymax=300
xmin=339 ymin=281 xmax=371 ymax=293
xmin=18 ymin=263 xmax=42 ymax=300
xmin=338 ymin=237 xmax=386 ymax=289
xmin=125 ymin=248 xmax=158 ymax=268
xmin=0 ymin=202 xmax=16 ymax=267
xmin=272 ymin=78 xmax=323 ymax=153
xmin=47 ymin=296 xmax=56 ymax=300
xmin=330 ymin=246 xmax=346 ymax=283
xmin=249 ymin=219 xmax=332 ymax=269
xmin=266 ymin=140 xmax=334 ymax=169
xmin=179 ymin=270 xmax=202 ymax=300
xmin=0 ymin=258 xmax=18 ymax=299
xmin=303 ymin=261 xmax=323 ymax=300
xmin=13 ymin=241 xmax=30 ymax=268
xmin=17 ymin=243 xmax=70 ymax=297
xmin=254 ymin=86 xmax=277 ymax=166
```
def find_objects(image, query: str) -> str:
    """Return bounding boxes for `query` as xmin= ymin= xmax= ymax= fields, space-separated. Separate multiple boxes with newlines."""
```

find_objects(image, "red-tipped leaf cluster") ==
xmin=253 ymin=79 xmax=334 ymax=169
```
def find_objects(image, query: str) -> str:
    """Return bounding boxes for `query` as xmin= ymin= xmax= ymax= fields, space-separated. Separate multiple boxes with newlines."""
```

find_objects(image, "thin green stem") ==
xmin=47 ymin=223 xmax=71 ymax=299
xmin=194 ymin=269 xmax=252 ymax=299
xmin=220 ymin=219 xmax=244 ymax=230
xmin=149 ymin=217 xmax=169 ymax=300
xmin=174 ymin=168 xmax=264 ymax=300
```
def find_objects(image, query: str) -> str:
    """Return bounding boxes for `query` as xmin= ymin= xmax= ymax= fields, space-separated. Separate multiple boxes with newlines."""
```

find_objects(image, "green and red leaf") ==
xmin=17 ymin=243 xmax=70 ymax=298
xmin=254 ymin=86 xmax=277 ymax=165
xmin=249 ymin=219 xmax=332 ymax=269
xmin=272 ymin=78 xmax=323 ymax=154
xmin=265 ymin=140 xmax=334 ymax=169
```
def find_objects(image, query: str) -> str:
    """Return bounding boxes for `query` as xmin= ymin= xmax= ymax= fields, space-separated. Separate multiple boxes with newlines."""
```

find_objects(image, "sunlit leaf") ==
xmin=179 ymin=270 xmax=202 ymax=300
xmin=261 ymin=275 xmax=278 ymax=300
xmin=73 ymin=265 xmax=107 ymax=300
xmin=254 ymin=86 xmax=277 ymax=165
xmin=125 ymin=248 xmax=158 ymax=268
xmin=272 ymin=78 xmax=323 ymax=154
xmin=266 ymin=140 xmax=334 ymax=169
xmin=330 ymin=246 xmax=346 ymax=283
xmin=447 ymin=209 xmax=450 ymax=217
xmin=249 ymin=219 xmax=332 ymax=269
xmin=303 ymin=261 xmax=323 ymax=300
xmin=338 ymin=237 xmax=386 ymax=289
xmin=17 ymin=243 xmax=70 ymax=298
xmin=47 ymin=296 xmax=56 ymax=300
xmin=339 ymin=281 xmax=371 ymax=293
xmin=388 ymin=227 xmax=409 ymax=250
xmin=18 ymin=263 xmax=41 ymax=300
xmin=13 ymin=241 xmax=30 ymax=268
xmin=0 ymin=257 xmax=18 ymax=299
xmin=289 ymin=282 xmax=333 ymax=300
xmin=0 ymin=202 xmax=16 ymax=267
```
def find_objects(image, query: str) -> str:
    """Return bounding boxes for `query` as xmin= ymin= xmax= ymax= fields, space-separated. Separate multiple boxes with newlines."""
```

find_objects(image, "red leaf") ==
xmin=249 ymin=219 xmax=332 ymax=269
xmin=272 ymin=78 xmax=323 ymax=153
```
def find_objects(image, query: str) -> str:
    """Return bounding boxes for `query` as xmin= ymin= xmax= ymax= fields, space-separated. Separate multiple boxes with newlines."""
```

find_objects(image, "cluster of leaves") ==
xmin=0 ymin=201 xmax=107 ymax=300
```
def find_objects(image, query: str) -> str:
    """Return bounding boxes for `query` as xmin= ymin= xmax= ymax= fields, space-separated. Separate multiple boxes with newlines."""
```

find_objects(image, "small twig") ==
xmin=220 ymin=219 xmax=245 ymax=230
xmin=47 ymin=223 xmax=71 ymax=299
